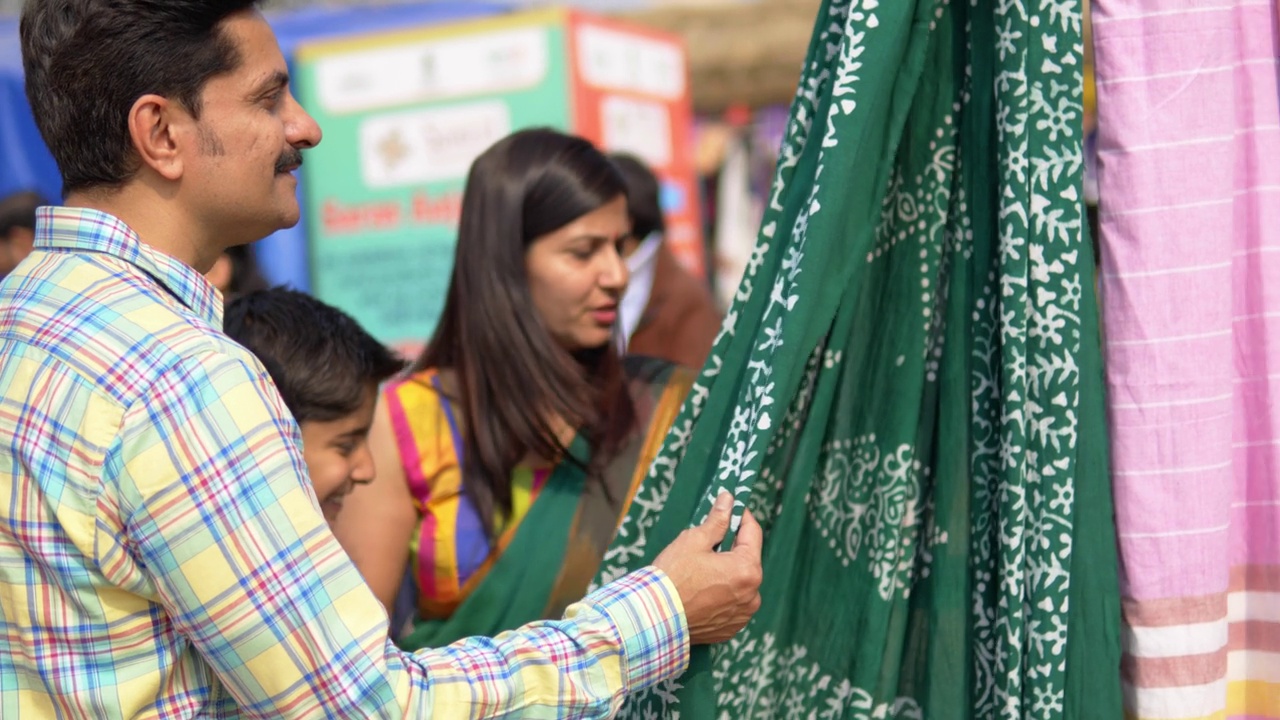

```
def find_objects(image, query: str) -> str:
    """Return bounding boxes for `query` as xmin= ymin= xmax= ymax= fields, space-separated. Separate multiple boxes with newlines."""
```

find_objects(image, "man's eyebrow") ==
xmin=249 ymin=70 xmax=290 ymax=99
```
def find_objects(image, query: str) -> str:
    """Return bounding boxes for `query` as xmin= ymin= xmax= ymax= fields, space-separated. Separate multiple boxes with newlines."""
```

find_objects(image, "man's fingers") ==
xmin=694 ymin=491 xmax=733 ymax=545
xmin=732 ymin=508 xmax=762 ymax=555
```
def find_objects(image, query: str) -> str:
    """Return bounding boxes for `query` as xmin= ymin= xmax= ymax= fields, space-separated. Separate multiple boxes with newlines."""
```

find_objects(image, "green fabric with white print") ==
xmin=594 ymin=0 xmax=1123 ymax=717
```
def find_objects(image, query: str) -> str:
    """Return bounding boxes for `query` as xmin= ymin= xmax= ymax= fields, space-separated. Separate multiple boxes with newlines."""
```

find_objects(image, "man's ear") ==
xmin=128 ymin=94 xmax=189 ymax=182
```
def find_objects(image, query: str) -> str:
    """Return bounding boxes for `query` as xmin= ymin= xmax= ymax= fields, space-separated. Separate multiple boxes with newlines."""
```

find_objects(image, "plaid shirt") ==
xmin=0 ymin=207 xmax=689 ymax=719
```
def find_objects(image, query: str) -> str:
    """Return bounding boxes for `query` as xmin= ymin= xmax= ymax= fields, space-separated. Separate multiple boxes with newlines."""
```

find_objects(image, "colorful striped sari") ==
xmin=382 ymin=356 xmax=693 ymax=650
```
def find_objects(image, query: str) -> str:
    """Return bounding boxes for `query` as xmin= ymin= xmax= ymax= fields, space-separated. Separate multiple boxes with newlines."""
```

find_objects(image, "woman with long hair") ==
xmin=334 ymin=128 xmax=697 ymax=649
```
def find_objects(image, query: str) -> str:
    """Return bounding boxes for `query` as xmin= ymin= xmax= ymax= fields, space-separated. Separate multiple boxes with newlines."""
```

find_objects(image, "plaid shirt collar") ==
xmin=35 ymin=206 xmax=223 ymax=326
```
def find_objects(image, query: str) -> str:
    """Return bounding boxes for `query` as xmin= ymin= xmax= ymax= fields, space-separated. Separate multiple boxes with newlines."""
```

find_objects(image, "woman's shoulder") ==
xmin=384 ymin=366 xmax=460 ymax=401
xmin=622 ymin=354 xmax=697 ymax=396
xmin=385 ymin=365 xmax=433 ymax=392
xmin=380 ymin=366 xmax=462 ymax=494
xmin=380 ymin=366 xmax=455 ymax=440
xmin=622 ymin=354 xmax=675 ymax=383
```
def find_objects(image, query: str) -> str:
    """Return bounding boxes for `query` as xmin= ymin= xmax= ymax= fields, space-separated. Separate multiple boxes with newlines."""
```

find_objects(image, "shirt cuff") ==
xmin=583 ymin=566 xmax=690 ymax=693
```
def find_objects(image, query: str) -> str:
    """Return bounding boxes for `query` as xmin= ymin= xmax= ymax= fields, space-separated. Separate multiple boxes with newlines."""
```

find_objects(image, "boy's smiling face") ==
xmin=300 ymin=383 xmax=378 ymax=525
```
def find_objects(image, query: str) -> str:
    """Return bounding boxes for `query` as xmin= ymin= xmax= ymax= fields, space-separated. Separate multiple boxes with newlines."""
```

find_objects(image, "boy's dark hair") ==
xmin=21 ymin=0 xmax=260 ymax=195
xmin=610 ymin=153 xmax=666 ymax=240
xmin=224 ymin=288 xmax=406 ymax=423
xmin=0 ymin=191 xmax=47 ymax=238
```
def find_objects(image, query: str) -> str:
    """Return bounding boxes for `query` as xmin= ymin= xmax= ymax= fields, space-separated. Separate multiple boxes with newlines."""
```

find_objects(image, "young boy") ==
xmin=224 ymin=287 xmax=405 ymax=525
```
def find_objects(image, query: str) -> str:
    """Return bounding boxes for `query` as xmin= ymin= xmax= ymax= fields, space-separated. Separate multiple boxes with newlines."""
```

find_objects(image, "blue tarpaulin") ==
xmin=0 ymin=2 xmax=507 ymax=290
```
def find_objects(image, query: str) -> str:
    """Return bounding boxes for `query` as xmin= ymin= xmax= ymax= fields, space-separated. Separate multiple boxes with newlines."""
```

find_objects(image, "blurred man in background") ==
xmin=612 ymin=153 xmax=721 ymax=370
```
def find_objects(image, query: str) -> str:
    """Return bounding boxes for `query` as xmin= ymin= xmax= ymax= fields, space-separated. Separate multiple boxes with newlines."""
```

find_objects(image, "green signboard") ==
xmin=294 ymin=11 xmax=572 ymax=351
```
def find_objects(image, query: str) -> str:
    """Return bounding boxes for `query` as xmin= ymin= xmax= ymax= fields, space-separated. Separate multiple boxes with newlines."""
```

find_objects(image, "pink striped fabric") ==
xmin=1093 ymin=0 xmax=1280 ymax=718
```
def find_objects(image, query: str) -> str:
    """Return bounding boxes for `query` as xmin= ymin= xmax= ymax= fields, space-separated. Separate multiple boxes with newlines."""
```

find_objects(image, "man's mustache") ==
xmin=275 ymin=149 xmax=304 ymax=174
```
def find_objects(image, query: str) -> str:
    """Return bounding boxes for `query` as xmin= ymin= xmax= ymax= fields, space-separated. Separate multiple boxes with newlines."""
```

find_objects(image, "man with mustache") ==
xmin=0 ymin=1 xmax=764 ymax=718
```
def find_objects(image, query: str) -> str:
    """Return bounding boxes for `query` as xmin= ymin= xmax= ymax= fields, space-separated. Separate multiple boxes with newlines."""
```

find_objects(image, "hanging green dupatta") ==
xmin=397 ymin=357 xmax=691 ymax=650
xmin=594 ymin=0 xmax=1122 ymax=718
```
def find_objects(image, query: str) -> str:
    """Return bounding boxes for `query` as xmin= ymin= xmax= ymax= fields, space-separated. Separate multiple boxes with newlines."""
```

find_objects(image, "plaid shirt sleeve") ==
xmin=110 ymin=351 xmax=689 ymax=719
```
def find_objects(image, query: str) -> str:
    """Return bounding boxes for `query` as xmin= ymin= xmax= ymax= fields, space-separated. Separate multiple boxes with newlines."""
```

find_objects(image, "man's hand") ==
xmin=652 ymin=492 xmax=763 ymax=645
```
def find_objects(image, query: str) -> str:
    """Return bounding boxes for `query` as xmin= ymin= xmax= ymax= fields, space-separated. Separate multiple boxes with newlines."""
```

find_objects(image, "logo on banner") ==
xmin=360 ymin=101 xmax=512 ymax=187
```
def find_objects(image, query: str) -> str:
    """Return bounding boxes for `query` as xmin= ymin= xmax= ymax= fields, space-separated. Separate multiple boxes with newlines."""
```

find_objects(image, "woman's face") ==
xmin=526 ymin=194 xmax=631 ymax=351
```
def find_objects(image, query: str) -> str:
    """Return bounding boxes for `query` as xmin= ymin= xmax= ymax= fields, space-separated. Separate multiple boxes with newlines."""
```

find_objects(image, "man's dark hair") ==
xmin=20 ymin=0 xmax=259 ymax=195
xmin=0 ymin=190 xmax=47 ymax=238
xmin=224 ymin=288 xmax=406 ymax=424
xmin=610 ymin=153 xmax=666 ymax=240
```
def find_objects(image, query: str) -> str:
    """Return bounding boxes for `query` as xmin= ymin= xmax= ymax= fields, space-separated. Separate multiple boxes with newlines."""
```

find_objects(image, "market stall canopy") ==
xmin=615 ymin=0 xmax=821 ymax=113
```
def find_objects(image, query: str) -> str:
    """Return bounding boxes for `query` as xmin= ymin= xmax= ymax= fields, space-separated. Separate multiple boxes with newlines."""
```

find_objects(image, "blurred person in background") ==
xmin=611 ymin=154 xmax=721 ymax=370
xmin=0 ymin=190 xmax=47 ymax=278
xmin=206 ymin=243 xmax=270 ymax=304
xmin=335 ymin=128 xmax=762 ymax=651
